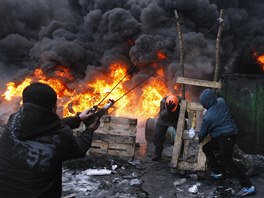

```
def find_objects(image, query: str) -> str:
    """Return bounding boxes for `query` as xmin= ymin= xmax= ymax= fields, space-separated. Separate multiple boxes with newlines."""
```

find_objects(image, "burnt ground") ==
xmin=62 ymin=141 xmax=264 ymax=198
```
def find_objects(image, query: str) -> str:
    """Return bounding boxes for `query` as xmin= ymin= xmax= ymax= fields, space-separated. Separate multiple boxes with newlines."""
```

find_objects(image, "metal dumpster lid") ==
xmin=222 ymin=73 xmax=264 ymax=79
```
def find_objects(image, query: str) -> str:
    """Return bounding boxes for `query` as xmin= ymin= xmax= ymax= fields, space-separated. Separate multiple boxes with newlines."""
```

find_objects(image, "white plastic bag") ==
xmin=188 ymin=184 xmax=198 ymax=194
xmin=188 ymin=127 xmax=195 ymax=139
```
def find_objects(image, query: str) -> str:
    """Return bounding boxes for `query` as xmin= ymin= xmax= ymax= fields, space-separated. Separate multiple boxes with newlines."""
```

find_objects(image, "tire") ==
xmin=145 ymin=118 xmax=156 ymax=142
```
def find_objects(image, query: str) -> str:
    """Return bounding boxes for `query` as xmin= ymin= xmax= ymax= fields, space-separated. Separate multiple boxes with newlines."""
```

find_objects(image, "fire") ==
xmin=253 ymin=51 xmax=264 ymax=71
xmin=157 ymin=51 xmax=166 ymax=60
xmin=3 ymin=79 xmax=32 ymax=101
xmin=256 ymin=55 xmax=264 ymax=71
xmin=54 ymin=66 xmax=74 ymax=80
xmin=1 ymin=62 xmax=176 ymax=121
xmin=2 ymin=67 xmax=74 ymax=107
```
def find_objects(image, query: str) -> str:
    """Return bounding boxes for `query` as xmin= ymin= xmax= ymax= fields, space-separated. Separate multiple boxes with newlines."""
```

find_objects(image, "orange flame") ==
xmin=256 ymin=55 xmax=264 ymax=71
xmin=157 ymin=51 xmax=166 ymax=60
xmin=3 ymin=79 xmax=32 ymax=101
xmin=1 ymin=62 xmax=177 ymax=120
xmin=253 ymin=51 xmax=264 ymax=71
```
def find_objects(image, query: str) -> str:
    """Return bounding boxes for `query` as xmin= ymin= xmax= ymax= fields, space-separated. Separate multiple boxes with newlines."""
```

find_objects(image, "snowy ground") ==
xmin=62 ymin=141 xmax=264 ymax=198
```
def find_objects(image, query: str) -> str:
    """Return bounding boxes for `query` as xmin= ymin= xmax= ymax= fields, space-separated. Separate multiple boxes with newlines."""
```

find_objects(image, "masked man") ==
xmin=152 ymin=95 xmax=185 ymax=161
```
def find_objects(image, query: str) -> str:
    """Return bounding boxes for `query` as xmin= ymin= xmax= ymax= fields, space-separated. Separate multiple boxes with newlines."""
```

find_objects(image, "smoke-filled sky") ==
xmin=0 ymin=0 xmax=264 ymax=89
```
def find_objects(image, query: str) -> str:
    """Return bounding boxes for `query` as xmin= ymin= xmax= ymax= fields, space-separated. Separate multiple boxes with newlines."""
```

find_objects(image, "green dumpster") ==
xmin=221 ymin=73 xmax=264 ymax=155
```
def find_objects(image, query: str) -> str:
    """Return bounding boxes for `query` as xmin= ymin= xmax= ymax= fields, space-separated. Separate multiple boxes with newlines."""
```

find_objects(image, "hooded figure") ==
xmin=198 ymin=89 xmax=255 ymax=197
xmin=0 ymin=82 xmax=100 ymax=198
xmin=198 ymin=88 xmax=237 ymax=141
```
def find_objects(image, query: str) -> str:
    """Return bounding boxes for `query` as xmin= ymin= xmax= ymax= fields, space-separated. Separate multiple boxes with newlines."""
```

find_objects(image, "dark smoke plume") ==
xmin=0 ymin=0 xmax=264 ymax=93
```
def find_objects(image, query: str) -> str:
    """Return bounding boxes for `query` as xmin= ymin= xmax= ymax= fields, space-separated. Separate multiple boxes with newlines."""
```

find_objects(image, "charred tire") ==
xmin=145 ymin=118 xmax=156 ymax=142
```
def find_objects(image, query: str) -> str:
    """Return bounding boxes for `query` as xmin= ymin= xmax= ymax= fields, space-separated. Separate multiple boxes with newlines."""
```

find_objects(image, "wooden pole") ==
xmin=214 ymin=9 xmax=224 ymax=82
xmin=174 ymin=10 xmax=185 ymax=99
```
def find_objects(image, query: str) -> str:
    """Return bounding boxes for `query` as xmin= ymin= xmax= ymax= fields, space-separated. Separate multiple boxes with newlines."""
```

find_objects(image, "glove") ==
xmin=167 ymin=101 xmax=176 ymax=112
xmin=85 ymin=117 xmax=100 ymax=130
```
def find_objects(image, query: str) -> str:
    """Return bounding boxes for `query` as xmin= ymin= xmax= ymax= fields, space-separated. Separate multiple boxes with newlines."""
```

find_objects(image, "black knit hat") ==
xmin=22 ymin=82 xmax=57 ymax=110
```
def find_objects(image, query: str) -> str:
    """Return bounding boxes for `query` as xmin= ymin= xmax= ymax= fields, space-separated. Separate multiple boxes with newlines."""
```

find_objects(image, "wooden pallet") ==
xmin=170 ymin=100 xmax=209 ymax=172
xmin=89 ymin=115 xmax=137 ymax=160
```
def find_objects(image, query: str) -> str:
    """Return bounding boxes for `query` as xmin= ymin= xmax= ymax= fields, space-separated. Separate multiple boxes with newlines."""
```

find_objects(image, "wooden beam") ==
xmin=171 ymin=100 xmax=187 ymax=169
xmin=174 ymin=10 xmax=185 ymax=99
xmin=196 ymin=135 xmax=210 ymax=171
xmin=214 ymin=9 xmax=224 ymax=82
xmin=176 ymin=77 xmax=222 ymax=89
xmin=187 ymin=102 xmax=204 ymax=111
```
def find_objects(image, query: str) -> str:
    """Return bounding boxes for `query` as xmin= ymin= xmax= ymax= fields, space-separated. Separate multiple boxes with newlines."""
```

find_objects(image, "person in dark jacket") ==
xmin=199 ymin=89 xmax=256 ymax=197
xmin=152 ymin=94 xmax=185 ymax=161
xmin=0 ymin=82 xmax=100 ymax=198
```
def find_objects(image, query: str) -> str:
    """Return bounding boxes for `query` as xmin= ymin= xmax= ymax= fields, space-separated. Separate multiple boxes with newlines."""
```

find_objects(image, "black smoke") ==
xmin=0 ymin=0 xmax=264 ymax=89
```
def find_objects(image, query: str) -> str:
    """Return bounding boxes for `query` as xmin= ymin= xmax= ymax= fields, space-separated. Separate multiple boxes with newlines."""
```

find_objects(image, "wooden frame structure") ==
xmin=170 ymin=79 xmax=221 ymax=172
xmin=170 ymin=100 xmax=207 ymax=172
xmin=170 ymin=9 xmax=224 ymax=173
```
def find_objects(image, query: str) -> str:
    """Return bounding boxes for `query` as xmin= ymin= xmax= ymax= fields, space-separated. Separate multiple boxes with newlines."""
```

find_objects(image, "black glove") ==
xmin=85 ymin=117 xmax=100 ymax=130
xmin=167 ymin=101 xmax=176 ymax=112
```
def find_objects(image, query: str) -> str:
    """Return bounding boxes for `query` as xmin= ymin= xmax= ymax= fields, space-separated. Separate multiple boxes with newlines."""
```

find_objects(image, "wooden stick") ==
xmin=214 ymin=9 xmax=224 ymax=82
xmin=174 ymin=10 xmax=185 ymax=99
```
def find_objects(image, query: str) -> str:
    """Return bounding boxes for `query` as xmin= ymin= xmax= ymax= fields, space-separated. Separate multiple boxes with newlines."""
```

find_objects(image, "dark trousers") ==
xmin=202 ymin=134 xmax=252 ymax=188
xmin=153 ymin=120 xmax=176 ymax=156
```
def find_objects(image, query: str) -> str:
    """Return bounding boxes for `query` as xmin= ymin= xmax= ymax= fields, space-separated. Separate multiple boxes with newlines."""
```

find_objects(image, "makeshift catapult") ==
xmin=170 ymin=77 xmax=222 ymax=173
xmin=170 ymin=9 xmax=224 ymax=173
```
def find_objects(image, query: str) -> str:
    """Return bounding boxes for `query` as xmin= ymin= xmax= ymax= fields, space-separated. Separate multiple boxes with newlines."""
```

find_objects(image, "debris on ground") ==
xmin=61 ymin=143 xmax=264 ymax=198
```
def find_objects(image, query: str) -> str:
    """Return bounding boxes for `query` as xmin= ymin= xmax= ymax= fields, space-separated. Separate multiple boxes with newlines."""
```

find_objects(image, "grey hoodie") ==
xmin=199 ymin=89 xmax=237 ymax=140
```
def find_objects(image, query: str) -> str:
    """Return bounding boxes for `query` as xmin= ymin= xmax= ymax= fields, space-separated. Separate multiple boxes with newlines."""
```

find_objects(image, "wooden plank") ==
xmin=196 ymin=135 xmax=210 ymax=171
xmin=90 ymin=140 xmax=135 ymax=159
xmin=176 ymin=77 xmax=222 ymax=89
xmin=170 ymin=100 xmax=187 ymax=168
xmin=96 ymin=115 xmax=137 ymax=136
xmin=108 ymin=142 xmax=135 ymax=156
xmin=101 ymin=116 xmax=137 ymax=125
xmin=95 ymin=128 xmax=137 ymax=136
xmin=187 ymin=102 xmax=204 ymax=111
xmin=108 ymin=128 xmax=137 ymax=136
xmin=93 ymin=133 xmax=136 ymax=144
xmin=90 ymin=140 xmax=109 ymax=154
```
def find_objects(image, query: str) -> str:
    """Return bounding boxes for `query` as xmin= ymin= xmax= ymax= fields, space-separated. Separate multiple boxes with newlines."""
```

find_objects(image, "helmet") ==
xmin=165 ymin=95 xmax=179 ymax=112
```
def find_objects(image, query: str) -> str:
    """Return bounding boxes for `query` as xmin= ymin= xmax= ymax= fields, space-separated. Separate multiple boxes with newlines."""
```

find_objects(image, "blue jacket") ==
xmin=199 ymin=89 xmax=237 ymax=140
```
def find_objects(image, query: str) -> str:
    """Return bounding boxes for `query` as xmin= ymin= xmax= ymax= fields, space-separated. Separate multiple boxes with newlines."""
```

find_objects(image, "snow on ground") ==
xmin=61 ymin=143 xmax=264 ymax=198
